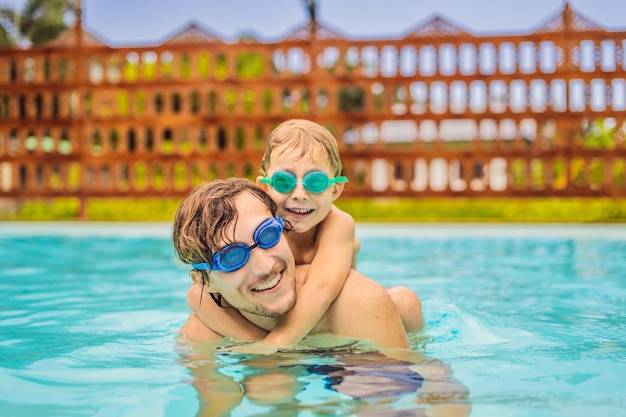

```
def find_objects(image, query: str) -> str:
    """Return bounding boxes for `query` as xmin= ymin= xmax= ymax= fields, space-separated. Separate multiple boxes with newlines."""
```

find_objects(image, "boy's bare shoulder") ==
xmin=323 ymin=205 xmax=355 ymax=227
xmin=329 ymin=204 xmax=353 ymax=218
xmin=317 ymin=206 xmax=355 ymax=241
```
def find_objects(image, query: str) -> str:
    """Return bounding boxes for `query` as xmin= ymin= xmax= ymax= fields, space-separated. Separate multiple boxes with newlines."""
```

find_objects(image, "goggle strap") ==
xmin=329 ymin=176 xmax=348 ymax=185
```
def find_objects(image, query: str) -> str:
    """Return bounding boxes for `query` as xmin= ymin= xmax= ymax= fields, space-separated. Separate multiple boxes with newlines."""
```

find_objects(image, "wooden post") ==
xmin=72 ymin=0 xmax=88 ymax=219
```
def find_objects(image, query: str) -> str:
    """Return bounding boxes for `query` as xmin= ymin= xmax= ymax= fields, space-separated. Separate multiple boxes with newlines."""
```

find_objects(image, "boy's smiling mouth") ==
xmin=286 ymin=208 xmax=313 ymax=215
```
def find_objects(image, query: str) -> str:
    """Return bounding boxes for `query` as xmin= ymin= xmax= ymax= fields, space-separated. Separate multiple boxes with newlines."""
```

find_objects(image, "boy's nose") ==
xmin=290 ymin=182 xmax=309 ymax=199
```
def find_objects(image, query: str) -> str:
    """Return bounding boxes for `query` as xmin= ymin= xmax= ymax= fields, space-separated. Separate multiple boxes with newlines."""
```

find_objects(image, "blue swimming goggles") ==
xmin=192 ymin=217 xmax=284 ymax=272
xmin=259 ymin=170 xmax=348 ymax=194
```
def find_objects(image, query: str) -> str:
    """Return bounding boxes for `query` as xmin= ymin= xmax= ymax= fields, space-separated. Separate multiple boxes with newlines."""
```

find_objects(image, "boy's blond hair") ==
xmin=260 ymin=119 xmax=343 ymax=177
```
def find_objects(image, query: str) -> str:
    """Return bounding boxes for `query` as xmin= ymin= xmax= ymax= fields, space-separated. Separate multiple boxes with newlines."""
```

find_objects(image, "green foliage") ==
xmin=173 ymin=162 xmax=188 ymax=190
xmin=237 ymin=31 xmax=259 ymax=43
xmin=160 ymin=58 xmax=173 ymax=78
xmin=338 ymin=87 xmax=364 ymax=113
xmin=235 ymin=126 xmax=245 ymax=150
xmin=85 ymin=199 xmax=180 ymax=221
xmin=4 ymin=197 xmax=626 ymax=222
xmin=589 ymin=159 xmax=605 ymax=189
xmin=225 ymin=89 xmax=236 ymax=113
xmin=134 ymin=162 xmax=147 ymax=190
xmin=530 ymin=160 xmax=544 ymax=189
xmin=510 ymin=159 xmax=525 ymax=189
xmin=197 ymin=52 xmax=209 ymax=78
xmin=116 ymin=91 xmax=130 ymax=116
xmin=135 ymin=90 xmax=146 ymax=115
xmin=215 ymin=54 xmax=228 ymax=80
xmin=236 ymin=52 xmax=263 ymax=78
xmin=263 ymin=89 xmax=272 ymax=113
xmin=552 ymin=160 xmax=566 ymax=189
xmin=243 ymin=89 xmax=255 ymax=114
xmin=208 ymin=91 xmax=218 ymax=114
xmin=0 ymin=0 xmax=71 ymax=47
xmin=583 ymin=118 xmax=616 ymax=148
xmin=614 ymin=161 xmax=625 ymax=187
xmin=0 ymin=18 xmax=14 ymax=47
xmin=123 ymin=61 xmax=139 ymax=82
xmin=335 ymin=198 xmax=626 ymax=223
xmin=142 ymin=61 xmax=157 ymax=79
xmin=180 ymin=54 xmax=191 ymax=79
xmin=570 ymin=158 xmax=586 ymax=187
xmin=7 ymin=198 xmax=81 ymax=220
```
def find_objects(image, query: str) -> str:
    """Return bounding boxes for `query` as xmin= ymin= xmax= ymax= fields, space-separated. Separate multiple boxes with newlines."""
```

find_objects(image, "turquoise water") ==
xmin=1 ymin=222 xmax=625 ymax=416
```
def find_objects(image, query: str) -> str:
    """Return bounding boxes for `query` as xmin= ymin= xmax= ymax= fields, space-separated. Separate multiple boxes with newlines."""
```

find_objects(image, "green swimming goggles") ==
xmin=260 ymin=170 xmax=348 ymax=194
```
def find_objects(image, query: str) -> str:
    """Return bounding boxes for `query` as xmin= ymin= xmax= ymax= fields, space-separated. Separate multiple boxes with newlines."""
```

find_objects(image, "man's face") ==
xmin=207 ymin=191 xmax=296 ymax=319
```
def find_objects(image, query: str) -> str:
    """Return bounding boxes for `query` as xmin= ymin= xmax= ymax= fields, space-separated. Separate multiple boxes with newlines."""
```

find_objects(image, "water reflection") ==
xmin=180 ymin=343 xmax=471 ymax=416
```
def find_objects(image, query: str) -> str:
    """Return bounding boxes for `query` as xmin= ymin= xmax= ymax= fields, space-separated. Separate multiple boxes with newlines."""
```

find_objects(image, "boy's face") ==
xmin=205 ymin=191 xmax=297 ymax=319
xmin=259 ymin=148 xmax=343 ymax=234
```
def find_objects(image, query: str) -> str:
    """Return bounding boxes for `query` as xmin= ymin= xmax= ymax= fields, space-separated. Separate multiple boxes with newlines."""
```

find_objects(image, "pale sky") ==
xmin=62 ymin=0 xmax=626 ymax=46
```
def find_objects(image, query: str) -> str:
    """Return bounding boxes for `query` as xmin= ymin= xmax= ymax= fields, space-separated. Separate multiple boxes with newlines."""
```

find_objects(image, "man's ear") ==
xmin=190 ymin=270 xmax=203 ymax=285
xmin=256 ymin=176 xmax=269 ymax=191
xmin=331 ymin=182 xmax=345 ymax=201
xmin=190 ymin=270 xmax=216 ymax=292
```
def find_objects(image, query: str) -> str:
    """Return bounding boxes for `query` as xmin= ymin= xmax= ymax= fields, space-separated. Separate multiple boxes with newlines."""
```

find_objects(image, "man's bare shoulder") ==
xmin=338 ymin=270 xmax=390 ymax=305
xmin=314 ymin=270 xmax=409 ymax=349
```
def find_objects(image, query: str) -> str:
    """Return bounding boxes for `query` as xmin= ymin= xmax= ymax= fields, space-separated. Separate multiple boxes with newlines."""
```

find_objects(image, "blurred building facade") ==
xmin=1 ymin=1 xmax=625 ymax=215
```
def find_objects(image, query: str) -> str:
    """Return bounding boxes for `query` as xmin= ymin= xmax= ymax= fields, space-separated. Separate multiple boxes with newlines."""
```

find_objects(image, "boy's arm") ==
xmin=180 ymin=313 xmax=221 ymax=342
xmin=263 ymin=206 xmax=355 ymax=347
xmin=187 ymin=284 xmax=268 ymax=341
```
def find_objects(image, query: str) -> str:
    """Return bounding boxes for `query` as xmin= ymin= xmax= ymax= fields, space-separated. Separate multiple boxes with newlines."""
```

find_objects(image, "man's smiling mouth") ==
xmin=252 ymin=272 xmax=281 ymax=291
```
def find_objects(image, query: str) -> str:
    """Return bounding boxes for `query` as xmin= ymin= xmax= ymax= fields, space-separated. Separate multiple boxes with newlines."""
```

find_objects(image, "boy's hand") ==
xmin=220 ymin=341 xmax=280 ymax=355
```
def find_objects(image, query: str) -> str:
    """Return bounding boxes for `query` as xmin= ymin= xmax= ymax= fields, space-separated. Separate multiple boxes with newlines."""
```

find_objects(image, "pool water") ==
xmin=1 ymin=222 xmax=625 ymax=416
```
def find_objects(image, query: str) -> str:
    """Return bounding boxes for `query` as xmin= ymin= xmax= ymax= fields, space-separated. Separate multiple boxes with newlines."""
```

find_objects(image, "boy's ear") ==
xmin=331 ymin=182 xmax=345 ymax=201
xmin=256 ymin=176 xmax=269 ymax=191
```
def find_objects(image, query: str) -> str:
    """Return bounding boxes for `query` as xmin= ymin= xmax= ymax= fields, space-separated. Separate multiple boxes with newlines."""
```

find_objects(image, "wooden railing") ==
xmin=1 ymin=1 xmax=625 ymax=216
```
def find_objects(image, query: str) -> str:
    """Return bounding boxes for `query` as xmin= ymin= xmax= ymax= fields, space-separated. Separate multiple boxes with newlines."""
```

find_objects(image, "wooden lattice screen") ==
xmin=1 ymin=2 xmax=625 ymax=216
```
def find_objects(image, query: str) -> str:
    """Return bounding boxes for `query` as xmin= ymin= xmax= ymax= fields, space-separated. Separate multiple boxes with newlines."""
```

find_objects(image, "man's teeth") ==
xmin=288 ymin=208 xmax=313 ymax=214
xmin=253 ymin=273 xmax=281 ymax=291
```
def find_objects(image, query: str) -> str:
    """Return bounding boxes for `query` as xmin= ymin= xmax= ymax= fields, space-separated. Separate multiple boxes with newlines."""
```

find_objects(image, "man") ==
xmin=172 ymin=178 xmax=410 ymax=349
xmin=173 ymin=179 xmax=470 ymax=416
